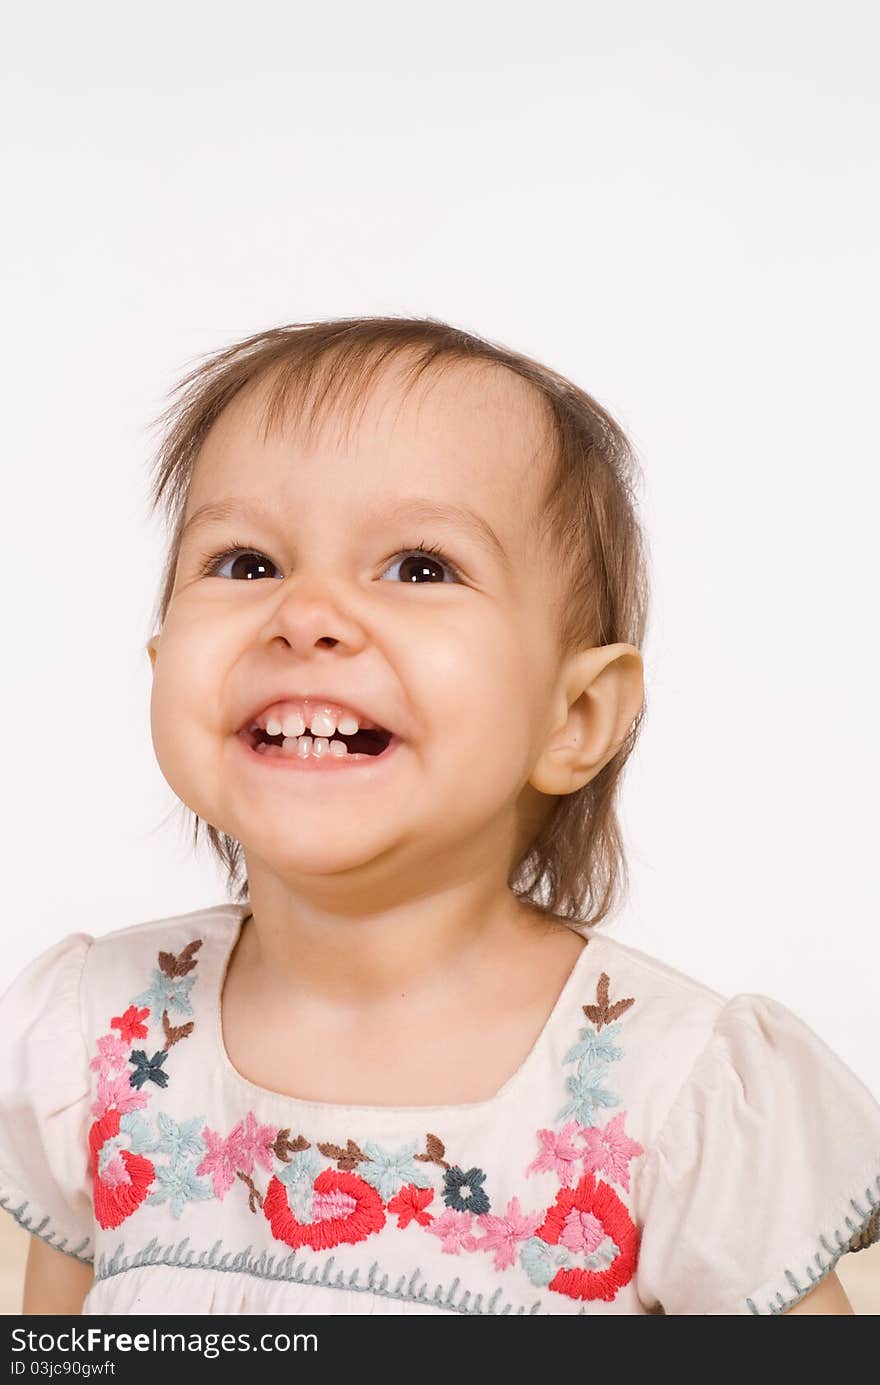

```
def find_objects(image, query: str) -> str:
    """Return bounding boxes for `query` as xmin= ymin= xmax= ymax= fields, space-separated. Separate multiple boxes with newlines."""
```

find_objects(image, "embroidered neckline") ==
xmin=213 ymin=904 xmax=600 ymax=1117
xmin=85 ymin=921 xmax=644 ymax=1306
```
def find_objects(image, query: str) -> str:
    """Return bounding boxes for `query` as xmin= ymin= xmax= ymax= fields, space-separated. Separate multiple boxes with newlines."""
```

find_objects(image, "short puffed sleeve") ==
xmin=635 ymin=993 xmax=880 ymax=1315
xmin=0 ymin=933 xmax=95 ymax=1263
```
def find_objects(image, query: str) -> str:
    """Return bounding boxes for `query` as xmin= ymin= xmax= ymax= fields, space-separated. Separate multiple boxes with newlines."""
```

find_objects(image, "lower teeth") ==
xmin=257 ymin=735 xmax=349 ymax=759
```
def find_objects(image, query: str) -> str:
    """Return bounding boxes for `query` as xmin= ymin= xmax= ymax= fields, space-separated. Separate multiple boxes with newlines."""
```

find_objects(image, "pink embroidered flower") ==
xmin=425 ymin=1208 xmax=476 ymax=1254
xmin=525 ymin=1119 xmax=583 ymax=1186
xmin=89 ymin=1032 xmax=130 ymax=1077
xmin=579 ymin=1111 xmax=644 ymax=1194
xmin=99 ymin=1154 xmax=130 ymax=1189
xmin=387 ymin=1184 xmax=435 ymax=1229
xmin=196 ymin=1113 xmax=276 ymax=1198
xmin=197 ymin=1126 xmax=240 ymax=1198
xmin=111 ymin=1005 xmax=150 ymax=1043
xmin=466 ymin=1196 xmax=545 ymax=1270
xmin=91 ymin=1071 xmax=150 ymax=1119
xmin=229 ymin=1111 xmax=275 ymax=1176
xmin=312 ymin=1187 xmax=358 ymax=1222
xmin=558 ymin=1207 xmax=605 ymax=1255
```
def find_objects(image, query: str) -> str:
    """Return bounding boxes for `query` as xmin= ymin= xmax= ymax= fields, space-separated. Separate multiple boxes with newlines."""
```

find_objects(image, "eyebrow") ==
xmin=179 ymin=495 xmax=511 ymax=573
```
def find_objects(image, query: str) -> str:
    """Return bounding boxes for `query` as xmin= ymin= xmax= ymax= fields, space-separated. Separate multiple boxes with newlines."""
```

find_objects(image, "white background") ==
xmin=2 ymin=3 xmax=877 ymax=1091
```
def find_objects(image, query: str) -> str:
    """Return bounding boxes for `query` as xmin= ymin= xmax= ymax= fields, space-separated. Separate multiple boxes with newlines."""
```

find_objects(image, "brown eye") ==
xmin=201 ymin=548 xmax=281 ymax=580
xmin=380 ymin=545 xmax=462 ymax=584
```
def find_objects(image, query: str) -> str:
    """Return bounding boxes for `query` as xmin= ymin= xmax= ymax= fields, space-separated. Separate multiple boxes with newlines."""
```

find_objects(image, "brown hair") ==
xmin=146 ymin=315 xmax=650 ymax=928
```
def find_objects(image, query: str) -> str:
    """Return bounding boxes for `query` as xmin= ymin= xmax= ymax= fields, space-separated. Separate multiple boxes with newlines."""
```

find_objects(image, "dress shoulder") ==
xmin=0 ymin=903 xmax=242 ymax=1267
xmin=633 ymin=991 xmax=880 ymax=1314
xmin=0 ymin=932 xmax=95 ymax=1262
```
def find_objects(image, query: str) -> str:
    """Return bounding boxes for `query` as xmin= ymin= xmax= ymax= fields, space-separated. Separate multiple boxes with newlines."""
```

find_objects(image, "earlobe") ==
xmin=528 ymin=643 xmax=644 ymax=796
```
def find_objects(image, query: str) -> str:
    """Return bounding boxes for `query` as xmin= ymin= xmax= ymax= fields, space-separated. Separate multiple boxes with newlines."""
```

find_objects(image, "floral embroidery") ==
xmin=442 ymin=1166 xmax=490 ymax=1214
xmin=387 ymin=1183 xmax=435 ymax=1228
xmin=91 ymin=1071 xmax=149 ymax=1119
xmin=197 ymin=1113 xmax=275 ymax=1198
xmin=426 ymin=1208 xmax=476 ymax=1253
xmin=357 ymin=1142 xmax=434 ymax=1201
xmin=518 ymin=971 xmax=644 ymax=1302
xmin=89 ymin=1109 xmax=155 ymax=1229
xmin=128 ymin=1049 xmax=170 ymax=1090
xmin=154 ymin=1114 xmax=206 ymax=1163
xmin=89 ymin=1032 xmax=130 ymax=1076
xmin=528 ymin=1171 xmax=639 ymax=1302
xmin=525 ymin=1120 xmax=583 ymax=1186
xmin=580 ymin=1112 xmax=643 ymax=1194
xmin=465 ymin=1196 xmax=544 ymax=1270
xmin=111 ymin=1005 xmax=150 ymax=1043
xmin=86 ymin=937 xmax=647 ymax=1308
xmin=264 ymin=1169 xmax=386 ymax=1251
xmin=148 ymin=1159 xmax=213 ymax=1218
xmin=88 ymin=940 xmax=204 ymax=1228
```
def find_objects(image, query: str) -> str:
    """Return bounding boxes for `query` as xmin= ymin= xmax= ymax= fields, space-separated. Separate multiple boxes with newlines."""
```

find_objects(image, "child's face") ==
xmin=148 ymin=361 xmax=578 ymax=892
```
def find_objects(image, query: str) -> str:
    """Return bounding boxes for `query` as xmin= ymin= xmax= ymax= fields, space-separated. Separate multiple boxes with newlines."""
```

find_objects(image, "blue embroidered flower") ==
xmin=132 ymin=969 xmax=196 ymax=1018
xmin=128 ymin=1049 xmax=169 ymax=1090
xmin=359 ymin=1141 xmax=435 ymax=1200
xmin=278 ymin=1146 xmax=322 ymax=1190
xmin=563 ymin=1019 xmax=623 ymax=1068
xmin=118 ymin=1112 xmax=159 ymax=1154
xmin=520 ymin=1236 xmax=570 ymax=1287
xmin=556 ymin=1064 xmax=620 ymax=1126
xmin=155 ymin=1112 xmax=206 ymax=1163
xmin=278 ymin=1147 xmax=322 ymax=1225
xmin=442 ymin=1166 xmax=490 ymax=1215
xmin=147 ymin=1159 xmax=213 ymax=1218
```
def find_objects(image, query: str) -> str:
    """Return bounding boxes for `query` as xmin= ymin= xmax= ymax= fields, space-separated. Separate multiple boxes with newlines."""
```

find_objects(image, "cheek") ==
xmin=409 ymin=628 xmax=538 ymax=781
xmin=148 ymin=636 xmax=223 ymax=783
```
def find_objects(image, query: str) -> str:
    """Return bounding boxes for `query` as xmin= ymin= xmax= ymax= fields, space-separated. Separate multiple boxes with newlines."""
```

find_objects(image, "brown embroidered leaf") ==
xmin=236 ymin=1170 xmax=264 ymax=1214
xmin=605 ymin=996 xmax=636 ymax=1022
xmin=582 ymin=971 xmax=635 ymax=1030
xmin=157 ymin=938 xmax=204 ymax=978
xmin=162 ymin=1011 xmax=195 ymax=1048
xmin=317 ymin=1138 xmax=365 ymax=1170
xmin=273 ymin=1129 xmax=310 ymax=1162
xmin=415 ymin=1132 xmax=449 ymax=1169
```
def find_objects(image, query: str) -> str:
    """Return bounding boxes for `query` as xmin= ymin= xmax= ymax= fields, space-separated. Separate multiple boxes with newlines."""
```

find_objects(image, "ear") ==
xmin=146 ymin=636 xmax=159 ymax=673
xmin=529 ymin=643 xmax=644 ymax=796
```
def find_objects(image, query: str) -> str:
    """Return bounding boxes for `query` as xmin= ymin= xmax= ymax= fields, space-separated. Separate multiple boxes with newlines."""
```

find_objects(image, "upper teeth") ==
xmin=264 ymin=710 xmax=360 ymax=738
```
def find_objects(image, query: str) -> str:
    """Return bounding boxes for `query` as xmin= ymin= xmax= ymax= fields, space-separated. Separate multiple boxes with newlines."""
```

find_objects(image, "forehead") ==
xmin=185 ymin=355 xmax=554 ymax=561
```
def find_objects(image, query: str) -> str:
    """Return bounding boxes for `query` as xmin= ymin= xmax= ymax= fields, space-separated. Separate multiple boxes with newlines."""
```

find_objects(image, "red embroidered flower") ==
xmin=264 ymin=1169 xmax=386 ymax=1250
xmin=110 ymin=1005 xmax=150 ymax=1043
xmin=537 ymin=1171 xmax=639 ymax=1302
xmin=89 ymin=1108 xmax=155 ymax=1230
xmin=387 ymin=1183 xmax=435 ymax=1228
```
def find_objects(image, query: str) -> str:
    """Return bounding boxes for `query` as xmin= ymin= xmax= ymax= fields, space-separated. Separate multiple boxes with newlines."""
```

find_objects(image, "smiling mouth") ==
xmin=244 ymin=725 xmax=394 ymax=757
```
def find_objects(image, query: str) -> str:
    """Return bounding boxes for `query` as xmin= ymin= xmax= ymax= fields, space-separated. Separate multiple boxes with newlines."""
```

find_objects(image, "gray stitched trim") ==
xmin=745 ymin=1172 xmax=880 ymax=1315
xmin=93 ymin=1236 xmax=546 ymax=1315
xmin=0 ymin=1193 xmax=94 ymax=1265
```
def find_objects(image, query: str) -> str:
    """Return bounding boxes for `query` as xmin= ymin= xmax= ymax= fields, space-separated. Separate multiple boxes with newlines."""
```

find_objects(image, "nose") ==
xmin=257 ymin=574 xmax=367 ymax=654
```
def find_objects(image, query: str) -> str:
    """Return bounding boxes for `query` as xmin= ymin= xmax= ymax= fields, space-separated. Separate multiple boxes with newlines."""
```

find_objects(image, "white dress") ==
xmin=1 ymin=902 xmax=879 ymax=1315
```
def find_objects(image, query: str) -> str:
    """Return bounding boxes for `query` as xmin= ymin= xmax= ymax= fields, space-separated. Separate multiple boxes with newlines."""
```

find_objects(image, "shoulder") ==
xmin=0 ymin=903 xmax=245 ymax=1056
xmin=87 ymin=900 xmax=243 ymax=964
xmin=78 ymin=902 xmax=245 ymax=1036
xmin=576 ymin=929 xmax=728 ymax=1078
